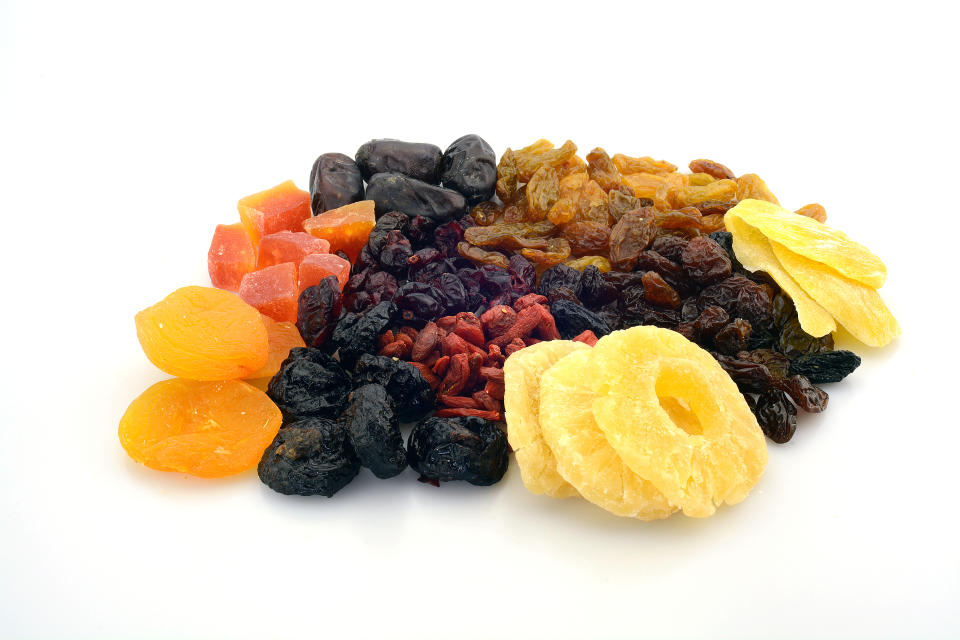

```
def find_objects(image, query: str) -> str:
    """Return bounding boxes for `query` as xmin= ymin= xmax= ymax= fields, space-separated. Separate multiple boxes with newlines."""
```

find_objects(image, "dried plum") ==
xmin=550 ymin=299 xmax=612 ymax=339
xmin=356 ymin=139 xmax=442 ymax=183
xmin=309 ymin=152 xmax=364 ymax=215
xmin=296 ymin=277 xmax=342 ymax=349
xmin=353 ymin=353 xmax=435 ymax=422
xmin=440 ymin=134 xmax=497 ymax=206
xmin=267 ymin=348 xmax=351 ymax=420
xmin=366 ymin=172 xmax=467 ymax=221
xmin=330 ymin=301 xmax=398 ymax=370
xmin=407 ymin=416 xmax=508 ymax=486
xmin=788 ymin=350 xmax=862 ymax=383
xmin=341 ymin=384 xmax=406 ymax=479
xmin=753 ymin=390 xmax=797 ymax=444
xmin=258 ymin=418 xmax=360 ymax=496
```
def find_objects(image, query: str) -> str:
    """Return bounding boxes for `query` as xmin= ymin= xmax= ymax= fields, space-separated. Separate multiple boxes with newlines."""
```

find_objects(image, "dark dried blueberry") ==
xmin=378 ymin=230 xmax=413 ymax=277
xmin=258 ymin=418 xmax=360 ymax=496
xmin=267 ymin=348 xmax=352 ymax=420
xmin=774 ymin=375 xmax=829 ymax=413
xmin=439 ymin=134 xmax=497 ymax=206
xmin=331 ymin=301 xmax=398 ymax=370
xmin=779 ymin=317 xmax=834 ymax=358
xmin=367 ymin=212 xmax=410 ymax=257
xmin=407 ymin=416 xmax=508 ymax=486
xmin=788 ymin=350 xmax=861 ymax=383
xmin=366 ymin=172 xmax=467 ymax=221
xmin=296 ymin=277 xmax=342 ymax=349
xmin=353 ymin=354 xmax=435 ymax=422
xmin=681 ymin=236 xmax=732 ymax=285
xmin=738 ymin=349 xmax=791 ymax=379
xmin=341 ymin=384 xmax=406 ymax=479
xmin=355 ymin=139 xmax=442 ymax=183
xmin=406 ymin=215 xmax=437 ymax=249
xmin=713 ymin=353 xmax=774 ymax=393
xmin=309 ymin=152 xmax=364 ymax=215
xmin=551 ymin=299 xmax=612 ymax=339
xmin=714 ymin=318 xmax=752 ymax=355
xmin=537 ymin=264 xmax=582 ymax=297
xmin=578 ymin=266 xmax=618 ymax=308
xmin=753 ymin=390 xmax=797 ymax=444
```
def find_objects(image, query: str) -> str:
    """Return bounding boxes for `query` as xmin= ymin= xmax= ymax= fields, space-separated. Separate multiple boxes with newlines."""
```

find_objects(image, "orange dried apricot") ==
xmin=245 ymin=315 xmax=306 ymax=383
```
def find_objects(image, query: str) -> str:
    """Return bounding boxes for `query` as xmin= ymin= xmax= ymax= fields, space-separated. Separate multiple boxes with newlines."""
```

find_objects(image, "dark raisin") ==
xmin=366 ymin=172 xmax=466 ymax=221
xmin=439 ymin=134 xmax=497 ymax=206
xmin=680 ymin=298 xmax=700 ymax=322
xmin=596 ymin=302 xmax=622 ymax=332
xmin=258 ymin=418 xmax=360 ymax=496
xmin=608 ymin=211 xmax=657 ymax=271
xmin=378 ymin=230 xmax=413 ymax=277
xmin=578 ymin=266 xmax=618 ymax=308
xmin=738 ymin=349 xmax=791 ymax=379
xmin=352 ymin=353 xmax=435 ymax=422
xmin=779 ymin=317 xmax=834 ymax=358
xmin=734 ymin=283 xmax=774 ymax=325
xmin=355 ymin=139 xmax=442 ymax=183
xmin=267 ymin=348 xmax=352 ymax=420
xmin=635 ymin=251 xmax=695 ymax=296
xmin=753 ymin=390 xmax=797 ymax=444
xmin=698 ymin=275 xmax=756 ymax=313
xmin=713 ymin=353 xmax=774 ymax=393
xmin=620 ymin=288 xmax=679 ymax=328
xmin=367 ymin=212 xmax=410 ymax=257
xmin=341 ymin=384 xmax=406 ymax=479
xmin=537 ymin=264 xmax=583 ymax=297
xmin=650 ymin=234 xmax=689 ymax=263
xmin=547 ymin=286 xmax=582 ymax=305
xmin=603 ymin=271 xmax=646 ymax=290
xmin=707 ymin=230 xmax=744 ymax=272
xmin=563 ymin=221 xmax=611 ymax=256
xmin=771 ymin=293 xmax=796 ymax=328
xmin=788 ymin=350 xmax=862 ymax=383
xmin=330 ymin=301 xmax=398 ymax=370
xmin=774 ymin=375 xmax=829 ymax=413
xmin=681 ymin=236 xmax=732 ymax=285
xmin=407 ymin=416 xmax=508 ymax=486
xmin=693 ymin=306 xmax=730 ymax=341
xmin=550 ymin=299 xmax=612 ymax=339
xmin=296 ymin=277 xmax=342 ymax=349
xmin=641 ymin=271 xmax=682 ymax=309
xmin=714 ymin=318 xmax=752 ymax=355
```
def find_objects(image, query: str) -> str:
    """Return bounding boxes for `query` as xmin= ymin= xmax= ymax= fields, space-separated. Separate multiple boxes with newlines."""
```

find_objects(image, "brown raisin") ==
xmin=641 ymin=271 xmax=682 ymax=309
xmin=608 ymin=211 xmax=657 ymax=271
xmin=689 ymin=158 xmax=735 ymax=180
xmin=680 ymin=236 xmax=732 ymax=285
xmin=586 ymin=147 xmax=622 ymax=192
xmin=563 ymin=221 xmax=611 ymax=256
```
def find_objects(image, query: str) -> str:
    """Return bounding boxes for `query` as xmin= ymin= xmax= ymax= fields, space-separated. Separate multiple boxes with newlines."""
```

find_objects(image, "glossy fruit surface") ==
xmin=302 ymin=200 xmax=376 ymax=262
xmin=238 ymin=180 xmax=311 ymax=245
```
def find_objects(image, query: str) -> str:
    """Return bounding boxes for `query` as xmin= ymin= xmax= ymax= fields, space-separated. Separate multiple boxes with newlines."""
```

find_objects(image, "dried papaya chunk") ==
xmin=503 ymin=341 xmax=590 ymax=498
xmin=585 ymin=327 xmax=768 ymax=518
xmin=119 ymin=379 xmax=282 ymax=478
xmin=538 ymin=349 xmax=675 ymax=519
xmin=729 ymin=199 xmax=887 ymax=288
xmin=725 ymin=213 xmax=836 ymax=337
xmin=135 ymin=286 xmax=269 ymax=381
xmin=770 ymin=241 xmax=901 ymax=347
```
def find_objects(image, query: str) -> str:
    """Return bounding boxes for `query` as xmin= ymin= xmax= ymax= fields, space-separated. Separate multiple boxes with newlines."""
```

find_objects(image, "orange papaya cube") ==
xmin=257 ymin=231 xmax=330 ymax=271
xmin=299 ymin=253 xmax=351 ymax=292
xmin=238 ymin=180 xmax=311 ymax=244
xmin=207 ymin=223 xmax=256 ymax=291
xmin=302 ymin=200 xmax=375 ymax=261
xmin=238 ymin=262 xmax=299 ymax=323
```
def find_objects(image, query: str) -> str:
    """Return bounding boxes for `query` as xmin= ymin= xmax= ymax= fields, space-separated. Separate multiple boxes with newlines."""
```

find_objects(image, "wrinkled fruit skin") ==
xmin=366 ymin=172 xmax=467 ymax=221
xmin=341 ymin=384 xmax=406 ymax=479
xmin=550 ymin=299 xmax=612 ymax=340
xmin=356 ymin=139 xmax=442 ymax=183
xmin=407 ymin=416 xmax=508 ymax=486
xmin=755 ymin=389 xmax=797 ymax=444
xmin=330 ymin=301 xmax=398 ymax=370
xmin=440 ymin=134 xmax=497 ymax=206
xmin=258 ymin=418 xmax=360 ymax=496
xmin=352 ymin=353 xmax=435 ymax=422
xmin=788 ymin=350 xmax=861 ymax=383
xmin=309 ymin=152 xmax=365 ymax=215
xmin=296 ymin=277 xmax=343 ymax=348
xmin=267 ymin=348 xmax=352 ymax=420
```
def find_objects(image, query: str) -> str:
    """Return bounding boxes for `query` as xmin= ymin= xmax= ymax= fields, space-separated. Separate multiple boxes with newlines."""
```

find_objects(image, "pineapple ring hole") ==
xmin=657 ymin=395 xmax=703 ymax=436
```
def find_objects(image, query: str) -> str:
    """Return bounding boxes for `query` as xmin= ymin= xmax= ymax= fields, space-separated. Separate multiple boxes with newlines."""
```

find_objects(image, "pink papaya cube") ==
xmin=238 ymin=262 xmax=299 ymax=323
xmin=208 ymin=223 xmax=256 ymax=291
xmin=237 ymin=180 xmax=311 ymax=244
xmin=257 ymin=231 xmax=330 ymax=271
xmin=299 ymin=253 xmax=351 ymax=292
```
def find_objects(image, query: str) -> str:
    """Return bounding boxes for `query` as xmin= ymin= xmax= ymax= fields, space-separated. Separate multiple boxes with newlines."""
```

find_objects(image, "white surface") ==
xmin=1 ymin=2 xmax=958 ymax=638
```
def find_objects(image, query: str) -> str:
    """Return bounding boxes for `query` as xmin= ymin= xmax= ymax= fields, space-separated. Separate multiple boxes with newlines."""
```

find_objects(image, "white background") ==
xmin=1 ymin=1 xmax=958 ymax=638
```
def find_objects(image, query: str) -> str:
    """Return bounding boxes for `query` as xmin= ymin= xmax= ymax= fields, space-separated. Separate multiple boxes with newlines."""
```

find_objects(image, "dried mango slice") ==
xmin=770 ymin=241 xmax=901 ymax=347
xmin=503 ymin=340 xmax=590 ymax=499
xmin=538 ymin=349 xmax=675 ymax=519
xmin=586 ymin=327 xmax=767 ymax=518
xmin=725 ymin=212 xmax=836 ymax=337
xmin=729 ymin=199 xmax=886 ymax=288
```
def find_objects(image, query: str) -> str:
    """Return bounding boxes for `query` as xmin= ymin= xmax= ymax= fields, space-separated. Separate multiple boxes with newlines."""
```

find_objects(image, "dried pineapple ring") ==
xmin=503 ymin=340 xmax=590 ymax=498
xmin=771 ymin=240 xmax=901 ymax=347
xmin=539 ymin=349 xmax=675 ymax=519
xmin=586 ymin=327 xmax=767 ymax=518
xmin=725 ymin=212 xmax=836 ymax=337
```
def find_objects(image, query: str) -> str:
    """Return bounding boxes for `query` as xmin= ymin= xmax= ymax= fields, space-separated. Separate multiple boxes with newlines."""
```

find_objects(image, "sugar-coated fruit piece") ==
xmin=207 ymin=223 xmax=257 ymax=291
xmin=302 ymin=200 xmax=375 ymax=262
xmin=135 ymin=286 xmax=268 ymax=380
xmin=245 ymin=315 xmax=306 ymax=381
xmin=238 ymin=180 xmax=311 ymax=245
xmin=238 ymin=262 xmax=299 ymax=323
xmin=119 ymin=379 xmax=282 ymax=478
xmin=256 ymin=231 xmax=330 ymax=271
xmin=299 ymin=253 xmax=351 ymax=292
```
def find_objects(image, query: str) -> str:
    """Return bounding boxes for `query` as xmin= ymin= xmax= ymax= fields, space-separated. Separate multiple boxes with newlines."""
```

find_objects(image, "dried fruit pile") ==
xmin=118 ymin=134 xmax=899 ymax=521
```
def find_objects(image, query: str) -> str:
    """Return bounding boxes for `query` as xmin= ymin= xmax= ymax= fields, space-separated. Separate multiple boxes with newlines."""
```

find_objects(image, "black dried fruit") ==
xmin=698 ymin=275 xmax=756 ymax=313
xmin=258 ymin=418 xmax=360 ymax=496
xmin=774 ymin=375 xmax=829 ymax=413
xmin=713 ymin=353 xmax=774 ymax=393
xmin=367 ymin=212 xmax=410 ymax=256
xmin=778 ymin=316 xmax=834 ymax=358
xmin=707 ymin=230 xmax=744 ymax=272
xmin=366 ymin=172 xmax=467 ymax=221
xmin=353 ymin=353 xmax=435 ymax=422
xmin=620 ymin=288 xmax=680 ymax=328
xmin=355 ymin=139 xmax=442 ymax=183
xmin=296 ymin=276 xmax=342 ymax=349
xmin=407 ymin=416 xmax=508 ymax=486
xmin=578 ymin=265 xmax=618 ymax=308
xmin=406 ymin=215 xmax=438 ymax=249
xmin=378 ymin=230 xmax=414 ymax=277
xmin=440 ymin=134 xmax=497 ymax=206
xmin=788 ymin=350 xmax=862 ymax=383
xmin=330 ymin=301 xmax=398 ymax=370
xmin=309 ymin=152 xmax=364 ymax=215
xmin=341 ymin=384 xmax=406 ymax=479
xmin=714 ymin=318 xmax=752 ymax=355
xmin=537 ymin=264 xmax=582 ymax=297
xmin=738 ymin=349 xmax=791 ymax=379
xmin=267 ymin=348 xmax=351 ymax=420
xmin=550 ymin=299 xmax=612 ymax=340
xmin=753 ymin=389 xmax=797 ymax=444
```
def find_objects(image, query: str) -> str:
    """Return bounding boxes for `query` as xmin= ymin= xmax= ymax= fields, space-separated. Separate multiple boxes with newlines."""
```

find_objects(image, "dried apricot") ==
xmin=135 ymin=286 xmax=268 ymax=381
xmin=119 ymin=379 xmax=282 ymax=478
xmin=245 ymin=315 xmax=306 ymax=384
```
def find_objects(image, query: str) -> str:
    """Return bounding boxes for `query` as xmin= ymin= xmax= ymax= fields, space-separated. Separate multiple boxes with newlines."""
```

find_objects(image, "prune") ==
xmin=353 ymin=353 xmax=435 ymax=422
xmin=753 ymin=390 xmax=797 ymax=444
xmin=774 ymin=375 xmax=829 ymax=413
xmin=406 ymin=215 xmax=437 ymax=248
xmin=508 ymin=254 xmax=537 ymax=291
xmin=713 ymin=353 xmax=774 ymax=393
xmin=586 ymin=147 xmax=621 ymax=192
xmin=788 ymin=350 xmax=862 ymax=383
xmin=309 ymin=152 xmax=365 ymax=215
xmin=538 ymin=264 xmax=582 ymax=297
xmin=693 ymin=306 xmax=730 ymax=341
xmin=367 ymin=212 xmax=410 ymax=257
xmin=714 ymin=318 xmax=752 ymax=355
xmin=258 ymin=418 xmax=360 ymax=496
xmin=355 ymin=139 xmax=442 ymax=183
xmin=779 ymin=316 xmax=834 ymax=358
xmin=620 ymin=288 xmax=679 ymax=328
xmin=330 ymin=301 xmax=398 ymax=370
xmin=407 ymin=416 xmax=508 ymax=486
xmin=267 ymin=348 xmax=352 ymax=420
xmin=378 ymin=230 xmax=413 ymax=277
xmin=641 ymin=271 xmax=681 ymax=309
xmin=296 ymin=276 xmax=342 ymax=349
xmin=341 ymin=384 xmax=406 ymax=479
xmin=681 ymin=236 xmax=732 ymax=285
xmin=707 ymin=230 xmax=745 ymax=272
xmin=551 ymin=299 xmax=611 ymax=339
xmin=739 ymin=349 xmax=791 ymax=379
xmin=440 ymin=134 xmax=497 ymax=206
xmin=366 ymin=172 xmax=467 ymax=221
xmin=578 ymin=266 xmax=618 ymax=308
xmin=650 ymin=234 xmax=689 ymax=263
xmin=564 ymin=221 xmax=610 ymax=256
